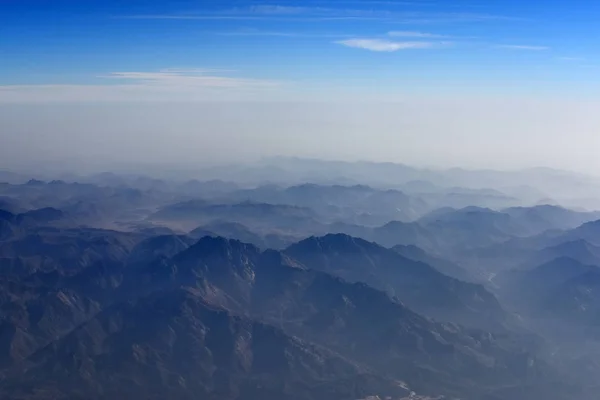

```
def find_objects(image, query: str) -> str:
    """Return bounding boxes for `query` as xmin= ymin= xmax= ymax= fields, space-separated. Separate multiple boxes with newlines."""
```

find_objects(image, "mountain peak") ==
xmin=176 ymin=236 xmax=261 ymax=263
xmin=579 ymin=219 xmax=600 ymax=229
xmin=289 ymin=234 xmax=380 ymax=254
xmin=25 ymin=179 xmax=45 ymax=186
xmin=392 ymin=244 xmax=427 ymax=258
xmin=548 ymin=239 xmax=598 ymax=255
xmin=17 ymin=207 xmax=64 ymax=223
xmin=535 ymin=256 xmax=594 ymax=273
xmin=196 ymin=235 xmax=254 ymax=250
xmin=259 ymin=249 xmax=306 ymax=270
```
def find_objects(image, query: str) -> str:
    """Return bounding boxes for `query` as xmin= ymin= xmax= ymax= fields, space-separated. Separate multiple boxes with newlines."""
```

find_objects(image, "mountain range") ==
xmin=4 ymin=164 xmax=600 ymax=399
xmin=0 ymin=226 xmax=576 ymax=399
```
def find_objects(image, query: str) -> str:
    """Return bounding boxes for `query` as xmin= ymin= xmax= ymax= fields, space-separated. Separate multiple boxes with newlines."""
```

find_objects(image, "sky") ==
xmin=1 ymin=0 xmax=600 ymax=173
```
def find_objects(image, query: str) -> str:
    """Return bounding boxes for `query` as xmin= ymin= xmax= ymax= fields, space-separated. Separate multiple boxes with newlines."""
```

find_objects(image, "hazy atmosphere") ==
xmin=3 ymin=0 xmax=600 ymax=173
xmin=3 ymin=98 xmax=600 ymax=173
xmin=3 ymin=1 xmax=600 ymax=400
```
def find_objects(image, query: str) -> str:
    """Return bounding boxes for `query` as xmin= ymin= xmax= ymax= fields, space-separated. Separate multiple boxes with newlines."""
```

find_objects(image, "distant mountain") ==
xmin=200 ymin=157 xmax=600 ymax=210
xmin=0 ymin=197 xmax=23 ymax=214
xmin=555 ymin=220 xmax=600 ymax=246
xmin=286 ymin=234 xmax=504 ymax=329
xmin=527 ymin=239 xmax=600 ymax=269
xmin=541 ymin=269 xmax=600 ymax=329
xmin=180 ymin=179 xmax=239 ymax=197
xmin=16 ymin=207 xmax=64 ymax=224
xmin=420 ymin=205 xmax=600 ymax=242
xmin=390 ymin=206 xmax=600 ymax=270
xmin=503 ymin=205 xmax=600 ymax=236
xmin=128 ymin=234 xmax=196 ymax=265
xmin=496 ymin=257 xmax=599 ymax=314
xmin=419 ymin=206 xmax=501 ymax=224
xmin=338 ymin=209 xmax=514 ymax=256
xmin=330 ymin=207 xmax=520 ymax=256
xmin=0 ymin=210 xmax=17 ymax=240
xmin=418 ymin=207 xmax=517 ymax=249
xmin=190 ymin=222 xmax=266 ymax=249
xmin=134 ymin=225 xmax=177 ymax=236
xmin=151 ymin=201 xmax=320 ymax=232
xmin=188 ymin=227 xmax=217 ymax=240
xmin=370 ymin=220 xmax=436 ymax=249
xmin=0 ymin=180 xmax=178 ymax=227
xmin=0 ymin=207 xmax=67 ymax=241
xmin=0 ymin=207 xmax=64 ymax=225
xmin=318 ymin=220 xmax=434 ymax=252
xmin=189 ymin=221 xmax=297 ymax=250
xmin=0 ymin=209 xmax=14 ymax=222
xmin=488 ymin=219 xmax=600 ymax=273
xmin=225 ymin=183 xmax=429 ymax=224
xmin=25 ymin=179 xmax=46 ymax=186
xmin=392 ymin=244 xmax=470 ymax=281
xmin=496 ymin=255 xmax=600 ymax=330
xmin=152 ymin=199 xmax=209 ymax=219
xmin=0 ymin=171 xmax=28 ymax=185
xmin=500 ymin=257 xmax=597 ymax=292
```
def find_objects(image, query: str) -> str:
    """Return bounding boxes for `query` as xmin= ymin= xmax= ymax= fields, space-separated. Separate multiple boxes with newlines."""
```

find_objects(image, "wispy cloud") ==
xmin=497 ymin=45 xmax=550 ymax=51
xmin=205 ymin=28 xmax=451 ymax=42
xmin=336 ymin=38 xmax=437 ymax=52
xmin=210 ymin=29 xmax=348 ymax=38
xmin=558 ymin=56 xmax=585 ymax=61
xmin=388 ymin=31 xmax=447 ymax=38
xmin=0 ymin=69 xmax=280 ymax=103
xmin=247 ymin=5 xmax=309 ymax=14
xmin=103 ymin=69 xmax=276 ymax=88
xmin=118 ymin=5 xmax=523 ymax=24
xmin=118 ymin=15 xmax=269 ymax=21
xmin=316 ymin=0 xmax=436 ymax=6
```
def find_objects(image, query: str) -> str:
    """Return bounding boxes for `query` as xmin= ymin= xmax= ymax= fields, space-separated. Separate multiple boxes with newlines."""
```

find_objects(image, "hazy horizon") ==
xmin=3 ymin=98 xmax=600 ymax=176
xmin=3 ymin=1 xmax=600 ymax=176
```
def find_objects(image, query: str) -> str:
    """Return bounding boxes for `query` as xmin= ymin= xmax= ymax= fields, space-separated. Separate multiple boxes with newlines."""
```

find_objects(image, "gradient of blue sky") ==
xmin=1 ymin=0 xmax=599 ymax=98
xmin=2 ymin=1 xmax=600 ymax=174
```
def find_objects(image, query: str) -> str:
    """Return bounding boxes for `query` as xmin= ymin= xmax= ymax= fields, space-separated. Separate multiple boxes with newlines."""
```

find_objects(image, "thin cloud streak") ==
xmin=247 ymin=5 xmax=309 ymax=14
xmin=211 ymin=30 xmax=350 ymax=38
xmin=315 ymin=1 xmax=437 ymax=6
xmin=497 ymin=45 xmax=550 ymax=51
xmin=558 ymin=56 xmax=585 ymax=61
xmin=336 ymin=38 xmax=437 ymax=52
xmin=388 ymin=31 xmax=447 ymax=38
xmin=103 ymin=69 xmax=277 ymax=88
xmin=116 ymin=5 xmax=525 ymax=24
xmin=238 ymin=5 xmax=524 ymax=21
xmin=116 ymin=15 xmax=270 ymax=21
xmin=118 ymin=14 xmax=523 ymax=23
xmin=0 ymin=69 xmax=281 ymax=103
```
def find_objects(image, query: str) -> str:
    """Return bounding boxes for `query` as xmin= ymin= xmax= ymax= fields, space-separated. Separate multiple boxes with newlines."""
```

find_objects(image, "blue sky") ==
xmin=1 ymin=0 xmax=599 ymax=100
xmin=3 ymin=1 xmax=600 ymax=174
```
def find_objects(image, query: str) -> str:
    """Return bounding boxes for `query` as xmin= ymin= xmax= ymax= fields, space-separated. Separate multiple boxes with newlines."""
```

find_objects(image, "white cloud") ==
xmin=497 ymin=45 xmax=549 ymax=51
xmin=336 ymin=39 xmax=436 ymax=52
xmin=248 ymin=5 xmax=309 ymax=14
xmin=104 ymin=69 xmax=275 ymax=88
xmin=388 ymin=31 xmax=447 ymax=38
xmin=0 ymin=69 xmax=280 ymax=103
